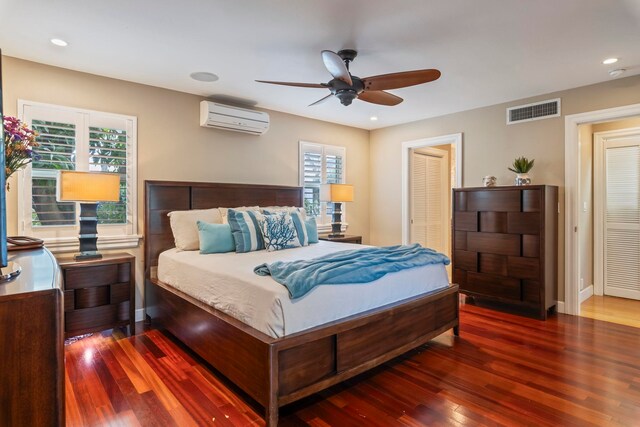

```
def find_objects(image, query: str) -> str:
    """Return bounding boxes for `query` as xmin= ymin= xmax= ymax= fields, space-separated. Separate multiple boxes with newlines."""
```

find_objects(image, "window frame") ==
xmin=298 ymin=140 xmax=347 ymax=232
xmin=17 ymin=100 xmax=140 ymax=252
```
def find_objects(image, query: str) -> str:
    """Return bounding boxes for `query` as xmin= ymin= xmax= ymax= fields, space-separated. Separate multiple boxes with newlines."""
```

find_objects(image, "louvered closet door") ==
xmin=604 ymin=136 xmax=640 ymax=300
xmin=410 ymin=150 xmax=448 ymax=254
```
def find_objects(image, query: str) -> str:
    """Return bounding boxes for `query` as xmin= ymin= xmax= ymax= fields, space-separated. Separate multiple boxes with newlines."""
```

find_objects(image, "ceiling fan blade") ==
xmin=358 ymin=90 xmax=403 ymax=106
xmin=256 ymin=80 xmax=327 ymax=88
xmin=308 ymin=94 xmax=333 ymax=107
xmin=362 ymin=69 xmax=441 ymax=91
xmin=321 ymin=50 xmax=353 ymax=86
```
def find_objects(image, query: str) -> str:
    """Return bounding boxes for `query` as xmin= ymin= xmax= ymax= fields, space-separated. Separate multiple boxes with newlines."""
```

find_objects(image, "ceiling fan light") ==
xmin=336 ymin=89 xmax=357 ymax=106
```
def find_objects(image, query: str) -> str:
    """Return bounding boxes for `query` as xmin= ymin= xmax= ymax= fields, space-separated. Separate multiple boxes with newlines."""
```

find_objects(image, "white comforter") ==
xmin=157 ymin=241 xmax=449 ymax=338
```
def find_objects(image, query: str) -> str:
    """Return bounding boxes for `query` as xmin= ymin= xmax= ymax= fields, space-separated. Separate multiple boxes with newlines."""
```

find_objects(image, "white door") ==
xmin=594 ymin=129 xmax=640 ymax=300
xmin=410 ymin=148 xmax=449 ymax=255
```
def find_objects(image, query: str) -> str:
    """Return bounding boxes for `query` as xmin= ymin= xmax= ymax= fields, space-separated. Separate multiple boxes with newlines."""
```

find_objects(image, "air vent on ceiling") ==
xmin=507 ymin=98 xmax=561 ymax=125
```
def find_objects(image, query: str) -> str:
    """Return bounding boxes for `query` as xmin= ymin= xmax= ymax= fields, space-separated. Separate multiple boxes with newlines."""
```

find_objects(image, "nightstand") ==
xmin=57 ymin=252 xmax=135 ymax=338
xmin=318 ymin=234 xmax=362 ymax=244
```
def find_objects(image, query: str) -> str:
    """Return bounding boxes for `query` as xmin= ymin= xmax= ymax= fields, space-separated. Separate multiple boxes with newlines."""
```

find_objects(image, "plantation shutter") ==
xmin=19 ymin=102 xmax=137 ymax=242
xmin=302 ymin=145 xmax=322 ymax=218
xmin=31 ymin=119 xmax=77 ymax=226
xmin=88 ymin=125 xmax=128 ymax=225
xmin=604 ymin=138 xmax=640 ymax=300
xmin=299 ymin=142 xmax=346 ymax=226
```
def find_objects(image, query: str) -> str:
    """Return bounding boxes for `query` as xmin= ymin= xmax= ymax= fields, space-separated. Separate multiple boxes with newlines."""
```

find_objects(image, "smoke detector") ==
xmin=609 ymin=69 xmax=626 ymax=78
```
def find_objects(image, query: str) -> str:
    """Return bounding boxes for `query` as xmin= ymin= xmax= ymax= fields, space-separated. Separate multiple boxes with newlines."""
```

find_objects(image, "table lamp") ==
xmin=320 ymin=183 xmax=354 ymax=238
xmin=57 ymin=171 xmax=121 ymax=260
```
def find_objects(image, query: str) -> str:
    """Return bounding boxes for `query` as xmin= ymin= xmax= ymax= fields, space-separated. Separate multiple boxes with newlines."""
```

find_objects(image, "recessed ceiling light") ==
xmin=190 ymin=72 xmax=219 ymax=82
xmin=50 ymin=38 xmax=68 ymax=47
xmin=370 ymin=116 xmax=378 ymax=121
xmin=602 ymin=58 xmax=618 ymax=65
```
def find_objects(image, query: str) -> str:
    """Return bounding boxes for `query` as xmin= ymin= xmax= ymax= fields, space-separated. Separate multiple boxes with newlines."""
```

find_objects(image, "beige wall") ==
xmin=2 ymin=56 xmax=370 ymax=311
xmin=370 ymin=74 xmax=640 ymax=302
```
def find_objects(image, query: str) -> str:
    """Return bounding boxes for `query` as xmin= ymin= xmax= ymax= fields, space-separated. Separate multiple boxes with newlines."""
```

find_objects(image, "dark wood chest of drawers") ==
xmin=452 ymin=185 xmax=558 ymax=319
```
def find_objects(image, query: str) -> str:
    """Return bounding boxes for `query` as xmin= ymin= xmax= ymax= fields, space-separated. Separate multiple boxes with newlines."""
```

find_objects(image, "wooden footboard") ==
xmin=146 ymin=278 xmax=459 ymax=426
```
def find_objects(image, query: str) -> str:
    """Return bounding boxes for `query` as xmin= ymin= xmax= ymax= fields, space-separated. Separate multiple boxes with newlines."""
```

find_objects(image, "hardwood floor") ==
xmin=65 ymin=303 xmax=640 ymax=426
xmin=581 ymin=295 xmax=640 ymax=329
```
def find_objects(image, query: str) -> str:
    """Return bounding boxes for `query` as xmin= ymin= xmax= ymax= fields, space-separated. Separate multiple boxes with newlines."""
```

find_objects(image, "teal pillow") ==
xmin=197 ymin=221 xmax=235 ymax=254
xmin=305 ymin=217 xmax=318 ymax=243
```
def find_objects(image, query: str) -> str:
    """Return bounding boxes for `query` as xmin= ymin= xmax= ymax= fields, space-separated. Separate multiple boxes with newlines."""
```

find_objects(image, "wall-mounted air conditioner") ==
xmin=199 ymin=101 xmax=270 ymax=135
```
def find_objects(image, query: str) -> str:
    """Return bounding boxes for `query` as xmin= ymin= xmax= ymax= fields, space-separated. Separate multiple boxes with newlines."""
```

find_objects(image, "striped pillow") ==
xmin=227 ymin=209 xmax=264 ymax=253
xmin=263 ymin=209 xmax=308 ymax=246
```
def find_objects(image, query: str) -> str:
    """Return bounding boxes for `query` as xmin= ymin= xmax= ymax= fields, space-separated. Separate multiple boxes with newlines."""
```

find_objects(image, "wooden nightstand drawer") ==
xmin=64 ymin=264 xmax=119 ymax=289
xmin=57 ymin=253 xmax=135 ymax=338
xmin=318 ymin=234 xmax=362 ymax=244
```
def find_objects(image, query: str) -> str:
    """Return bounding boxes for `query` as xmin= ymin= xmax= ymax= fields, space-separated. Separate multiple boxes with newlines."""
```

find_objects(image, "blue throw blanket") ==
xmin=254 ymin=244 xmax=450 ymax=299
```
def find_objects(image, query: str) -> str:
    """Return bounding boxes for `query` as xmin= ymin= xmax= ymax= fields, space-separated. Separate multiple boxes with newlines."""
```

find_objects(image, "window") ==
xmin=18 ymin=101 xmax=138 ymax=249
xmin=299 ymin=141 xmax=346 ymax=228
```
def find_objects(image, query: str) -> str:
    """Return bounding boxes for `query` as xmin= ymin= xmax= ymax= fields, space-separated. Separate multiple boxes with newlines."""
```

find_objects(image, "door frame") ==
xmin=410 ymin=147 xmax=450 ymax=255
xmin=593 ymin=127 xmax=640 ymax=297
xmin=401 ymin=133 xmax=463 ymax=245
xmin=564 ymin=103 xmax=640 ymax=315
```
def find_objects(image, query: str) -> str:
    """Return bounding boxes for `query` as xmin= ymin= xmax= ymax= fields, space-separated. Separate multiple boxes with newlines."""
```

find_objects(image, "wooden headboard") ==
xmin=144 ymin=180 xmax=303 ymax=276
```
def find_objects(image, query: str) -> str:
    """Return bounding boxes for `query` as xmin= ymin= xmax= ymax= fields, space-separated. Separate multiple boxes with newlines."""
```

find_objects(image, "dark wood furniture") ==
xmin=318 ymin=234 xmax=362 ymax=244
xmin=452 ymin=185 xmax=558 ymax=319
xmin=57 ymin=253 xmax=135 ymax=338
xmin=0 ymin=248 xmax=64 ymax=427
xmin=144 ymin=180 xmax=459 ymax=427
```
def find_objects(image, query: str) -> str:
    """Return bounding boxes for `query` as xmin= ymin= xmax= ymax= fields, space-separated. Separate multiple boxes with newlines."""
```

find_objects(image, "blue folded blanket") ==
xmin=254 ymin=243 xmax=450 ymax=299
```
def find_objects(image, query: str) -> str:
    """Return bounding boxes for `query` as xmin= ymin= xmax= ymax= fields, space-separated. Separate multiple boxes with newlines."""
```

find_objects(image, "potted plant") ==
xmin=508 ymin=156 xmax=534 ymax=186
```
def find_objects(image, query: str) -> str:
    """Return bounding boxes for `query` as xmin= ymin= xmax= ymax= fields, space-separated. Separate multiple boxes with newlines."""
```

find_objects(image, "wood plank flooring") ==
xmin=65 ymin=303 xmax=640 ymax=426
xmin=581 ymin=295 xmax=640 ymax=328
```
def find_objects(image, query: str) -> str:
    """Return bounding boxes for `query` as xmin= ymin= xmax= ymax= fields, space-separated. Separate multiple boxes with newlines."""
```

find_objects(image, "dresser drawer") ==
xmin=454 ymin=250 xmax=478 ymax=272
xmin=507 ymin=212 xmax=540 ymax=234
xmin=466 ymin=232 xmax=520 ymax=256
xmin=508 ymin=257 xmax=540 ymax=280
xmin=465 ymin=272 xmax=521 ymax=300
xmin=467 ymin=190 xmax=521 ymax=212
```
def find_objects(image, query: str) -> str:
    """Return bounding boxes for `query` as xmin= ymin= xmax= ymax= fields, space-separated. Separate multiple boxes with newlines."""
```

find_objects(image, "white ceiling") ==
xmin=1 ymin=0 xmax=639 ymax=130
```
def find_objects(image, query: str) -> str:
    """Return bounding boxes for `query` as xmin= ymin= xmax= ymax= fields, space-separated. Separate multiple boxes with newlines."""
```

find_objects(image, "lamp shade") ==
xmin=57 ymin=171 xmax=121 ymax=202
xmin=320 ymin=183 xmax=354 ymax=202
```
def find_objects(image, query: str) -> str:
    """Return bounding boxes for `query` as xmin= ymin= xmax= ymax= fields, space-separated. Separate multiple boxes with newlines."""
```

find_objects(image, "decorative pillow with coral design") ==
xmin=260 ymin=212 xmax=301 ymax=252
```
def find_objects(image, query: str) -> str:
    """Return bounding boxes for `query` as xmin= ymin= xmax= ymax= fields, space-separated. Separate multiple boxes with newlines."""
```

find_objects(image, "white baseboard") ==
xmin=556 ymin=301 xmax=565 ymax=314
xmin=135 ymin=308 xmax=145 ymax=322
xmin=579 ymin=285 xmax=594 ymax=304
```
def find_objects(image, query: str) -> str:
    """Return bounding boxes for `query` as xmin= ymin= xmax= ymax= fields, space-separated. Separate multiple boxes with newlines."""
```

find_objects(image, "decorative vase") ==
xmin=482 ymin=175 xmax=497 ymax=187
xmin=515 ymin=173 xmax=531 ymax=186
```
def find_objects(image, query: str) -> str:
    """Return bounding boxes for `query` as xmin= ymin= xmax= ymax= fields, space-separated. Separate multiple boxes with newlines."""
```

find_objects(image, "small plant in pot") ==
xmin=508 ymin=156 xmax=534 ymax=186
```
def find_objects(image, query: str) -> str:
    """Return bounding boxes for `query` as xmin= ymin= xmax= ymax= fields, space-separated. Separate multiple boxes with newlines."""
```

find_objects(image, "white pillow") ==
xmin=261 ymin=206 xmax=307 ymax=221
xmin=218 ymin=206 xmax=259 ymax=224
xmin=168 ymin=208 xmax=223 ymax=250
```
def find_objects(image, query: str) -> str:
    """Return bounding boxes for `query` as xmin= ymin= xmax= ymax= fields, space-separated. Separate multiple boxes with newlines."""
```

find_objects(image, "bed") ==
xmin=144 ymin=180 xmax=459 ymax=426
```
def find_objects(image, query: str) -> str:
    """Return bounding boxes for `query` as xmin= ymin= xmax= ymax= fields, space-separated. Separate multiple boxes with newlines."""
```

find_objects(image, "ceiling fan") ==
xmin=256 ymin=49 xmax=441 ymax=107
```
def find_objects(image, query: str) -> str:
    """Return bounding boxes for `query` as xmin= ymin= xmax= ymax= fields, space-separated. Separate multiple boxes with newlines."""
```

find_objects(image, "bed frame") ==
xmin=144 ymin=180 xmax=459 ymax=426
